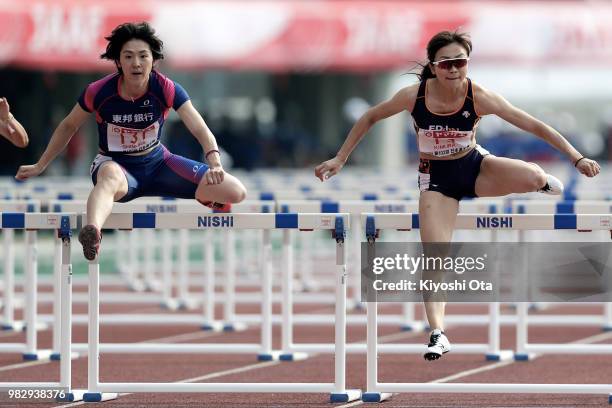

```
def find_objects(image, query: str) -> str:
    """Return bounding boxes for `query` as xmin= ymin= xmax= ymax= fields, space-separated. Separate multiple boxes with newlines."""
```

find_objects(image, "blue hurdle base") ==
xmin=608 ymin=393 xmax=612 ymax=404
xmin=602 ymin=325 xmax=612 ymax=332
xmin=222 ymin=322 xmax=248 ymax=332
xmin=56 ymin=390 xmax=85 ymax=402
xmin=400 ymin=321 xmax=427 ymax=332
xmin=257 ymin=352 xmax=281 ymax=361
xmin=279 ymin=352 xmax=308 ymax=361
xmin=22 ymin=350 xmax=52 ymax=361
xmin=514 ymin=353 xmax=536 ymax=361
xmin=349 ymin=300 xmax=366 ymax=311
xmin=1 ymin=321 xmax=24 ymax=331
xmin=361 ymin=392 xmax=393 ymax=402
xmin=50 ymin=351 xmax=80 ymax=361
xmin=201 ymin=321 xmax=225 ymax=332
xmin=329 ymin=389 xmax=361 ymax=403
xmin=485 ymin=350 xmax=514 ymax=362
xmin=83 ymin=392 xmax=118 ymax=402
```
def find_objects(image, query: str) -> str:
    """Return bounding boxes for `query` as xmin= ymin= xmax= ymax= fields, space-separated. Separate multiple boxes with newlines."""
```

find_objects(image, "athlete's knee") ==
xmin=97 ymin=164 xmax=125 ymax=189
xmin=227 ymin=181 xmax=247 ymax=203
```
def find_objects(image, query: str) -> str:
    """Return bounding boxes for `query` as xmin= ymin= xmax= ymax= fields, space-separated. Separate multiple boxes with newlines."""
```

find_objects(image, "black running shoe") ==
xmin=78 ymin=224 xmax=102 ymax=261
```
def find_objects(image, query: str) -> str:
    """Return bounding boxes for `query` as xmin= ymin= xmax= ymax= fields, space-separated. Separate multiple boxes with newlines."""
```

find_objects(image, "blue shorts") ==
xmin=90 ymin=144 xmax=209 ymax=202
xmin=417 ymin=145 xmax=490 ymax=201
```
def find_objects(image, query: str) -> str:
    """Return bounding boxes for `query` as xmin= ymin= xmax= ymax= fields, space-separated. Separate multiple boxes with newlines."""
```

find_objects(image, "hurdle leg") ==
xmin=160 ymin=230 xmax=179 ymax=310
xmin=296 ymin=231 xmax=316 ymax=292
xmin=515 ymin=232 xmax=534 ymax=361
xmin=23 ymin=230 xmax=49 ymax=360
xmin=115 ymin=230 xmax=129 ymax=279
xmin=362 ymin=302 xmax=392 ymax=403
xmin=127 ymin=230 xmax=145 ymax=292
xmin=57 ymin=224 xmax=84 ymax=402
xmin=178 ymin=229 xmax=196 ymax=309
xmin=330 ymin=221 xmax=361 ymax=403
xmin=257 ymin=229 xmax=279 ymax=361
xmin=2 ymin=229 xmax=16 ymax=330
xmin=222 ymin=230 xmax=245 ymax=331
xmin=349 ymin=214 xmax=364 ymax=310
xmin=142 ymin=230 xmax=160 ymax=291
xmin=51 ymin=235 xmax=62 ymax=360
xmin=83 ymin=259 xmax=117 ymax=403
xmin=485 ymin=240 xmax=512 ymax=361
xmin=202 ymin=230 xmax=222 ymax=331
xmin=485 ymin=302 xmax=512 ymax=361
xmin=361 ymin=234 xmax=391 ymax=403
xmin=280 ymin=229 xmax=307 ymax=361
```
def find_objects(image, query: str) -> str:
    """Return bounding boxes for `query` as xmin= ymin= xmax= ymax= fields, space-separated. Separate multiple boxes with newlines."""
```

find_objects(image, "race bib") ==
xmin=418 ymin=129 xmax=473 ymax=157
xmin=107 ymin=121 xmax=160 ymax=153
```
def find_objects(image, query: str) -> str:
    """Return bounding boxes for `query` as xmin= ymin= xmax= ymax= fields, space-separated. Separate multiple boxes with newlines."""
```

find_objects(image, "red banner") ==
xmin=0 ymin=0 xmax=609 ymax=72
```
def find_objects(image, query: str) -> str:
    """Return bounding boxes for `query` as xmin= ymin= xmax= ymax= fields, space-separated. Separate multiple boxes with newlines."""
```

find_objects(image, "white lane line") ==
xmin=0 ymin=359 xmax=54 ymax=373
xmin=141 ymin=330 xmax=222 ymax=344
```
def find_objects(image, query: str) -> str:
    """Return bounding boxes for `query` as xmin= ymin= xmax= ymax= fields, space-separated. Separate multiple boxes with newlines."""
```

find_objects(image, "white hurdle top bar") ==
xmin=0 ymin=213 xmax=78 ymax=229
xmin=102 ymin=212 xmax=349 ymax=231
xmin=49 ymin=199 xmax=275 ymax=214
xmin=278 ymin=199 xmax=504 ymax=215
xmin=361 ymin=213 xmax=612 ymax=231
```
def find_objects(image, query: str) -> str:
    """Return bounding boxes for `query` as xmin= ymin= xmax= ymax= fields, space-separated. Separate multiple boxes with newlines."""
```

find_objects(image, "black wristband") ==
xmin=574 ymin=156 xmax=586 ymax=167
xmin=205 ymin=149 xmax=220 ymax=161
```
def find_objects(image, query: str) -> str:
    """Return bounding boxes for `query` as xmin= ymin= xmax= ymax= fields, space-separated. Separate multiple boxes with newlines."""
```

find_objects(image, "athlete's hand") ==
xmin=314 ymin=156 xmax=346 ymax=182
xmin=205 ymin=165 xmax=225 ymax=185
xmin=15 ymin=163 xmax=44 ymax=181
xmin=0 ymin=98 xmax=15 ymax=135
xmin=576 ymin=158 xmax=600 ymax=177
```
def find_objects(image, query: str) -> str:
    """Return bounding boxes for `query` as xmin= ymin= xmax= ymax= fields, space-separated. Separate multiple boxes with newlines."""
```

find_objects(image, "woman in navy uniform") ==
xmin=16 ymin=22 xmax=246 ymax=260
xmin=315 ymin=30 xmax=600 ymax=360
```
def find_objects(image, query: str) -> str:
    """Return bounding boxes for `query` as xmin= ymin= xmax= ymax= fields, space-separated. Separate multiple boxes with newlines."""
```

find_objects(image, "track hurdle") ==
xmin=0 ymin=199 xmax=41 ymax=333
xmin=512 ymin=199 xmax=612 ymax=328
xmin=278 ymin=199 xmax=503 ymax=333
xmin=0 ymin=213 xmax=82 ymax=401
xmin=361 ymin=213 xmax=612 ymax=403
xmin=80 ymin=212 xmax=360 ymax=403
xmin=50 ymin=199 xmax=273 ymax=323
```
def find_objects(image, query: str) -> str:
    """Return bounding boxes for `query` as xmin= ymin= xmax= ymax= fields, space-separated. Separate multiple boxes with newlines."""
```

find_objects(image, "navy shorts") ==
xmin=417 ymin=145 xmax=490 ymax=201
xmin=90 ymin=144 xmax=209 ymax=202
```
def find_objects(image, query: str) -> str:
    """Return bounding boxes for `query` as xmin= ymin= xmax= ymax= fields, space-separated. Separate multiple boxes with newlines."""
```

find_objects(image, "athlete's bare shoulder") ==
xmin=470 ymin=80 xmax=507 ymax=116
xmin=471 ymin=80 xmax=493 ymax=99
xmin=393 ymin=82 xmax=420 ymax=113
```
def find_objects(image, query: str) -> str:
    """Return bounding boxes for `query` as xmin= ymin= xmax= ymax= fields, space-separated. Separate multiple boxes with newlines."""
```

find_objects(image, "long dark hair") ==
xmin=417 ymin=30 xmax=472 ymax=82
xmin=101 ymin=22 xmax=164 ymax=73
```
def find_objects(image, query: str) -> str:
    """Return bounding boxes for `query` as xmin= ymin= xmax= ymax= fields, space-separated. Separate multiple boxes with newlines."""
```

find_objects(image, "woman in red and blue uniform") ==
xmin=315 ymin=30 xmax=600 ymax=361
xmin=16 ymin=22 xmax=246 ymax=260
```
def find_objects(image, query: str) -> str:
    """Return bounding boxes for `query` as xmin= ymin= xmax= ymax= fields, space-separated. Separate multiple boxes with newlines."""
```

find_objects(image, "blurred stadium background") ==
xmin=0 ymin=0 xmax=611 ymax=177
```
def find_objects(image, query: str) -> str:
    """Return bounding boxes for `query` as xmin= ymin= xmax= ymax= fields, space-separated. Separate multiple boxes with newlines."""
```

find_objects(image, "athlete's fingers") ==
xmin=206 ymin=171 xmax=215 ymax=185
xmin=314 ymin=163 xmax=326 ymax=176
